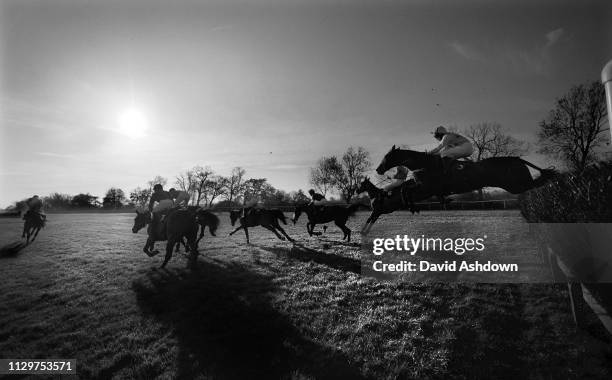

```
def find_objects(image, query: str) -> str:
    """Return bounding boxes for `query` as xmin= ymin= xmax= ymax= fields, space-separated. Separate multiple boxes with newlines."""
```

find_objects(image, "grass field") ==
xmin=1 ymin=211 xmax=611 ymax=379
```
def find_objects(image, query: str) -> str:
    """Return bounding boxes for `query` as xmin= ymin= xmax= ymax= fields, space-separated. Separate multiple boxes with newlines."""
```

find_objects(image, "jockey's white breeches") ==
xmin=174 ymin=192 xmax=190 ymax=207
xmin=153 ymin=199 xmax=174 ymax=213
xmin=312 ymin=199 xmax=328 ymax=206
xmin=383 ymin=179 xmax=405 ymax=192
xmin=440 ymin=141 xmax=473 ymax=159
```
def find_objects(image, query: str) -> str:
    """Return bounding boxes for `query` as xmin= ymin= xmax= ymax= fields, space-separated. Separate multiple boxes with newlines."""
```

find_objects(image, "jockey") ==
xmin=168 ymin=188 xmax=190 ymax=208
xmin=428 ymin=126 xmax=474 ymax=168
xmin=378 ymin=166 xmax=420 ymax=199
xmin=308 ymin=189 xmax=326 ymax=206
xmin=23 ymin=195 xmax=46 ymax=220
xmin=148 ymin=184 xmax=173 ymax=231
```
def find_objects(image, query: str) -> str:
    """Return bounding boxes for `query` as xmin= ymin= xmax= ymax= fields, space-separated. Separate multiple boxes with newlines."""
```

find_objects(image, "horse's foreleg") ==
xmin=243 ymin=226 xmax=250 ymax=244
xmin=309 ymin=222 xmax=322 ymax=236
xmin=162 ymin=238 xmax=175 ymax=268
xmin=229 ymin=225 xmax=243 ymax=236
xmin=31 ymin=227 xmax=41 ymax=242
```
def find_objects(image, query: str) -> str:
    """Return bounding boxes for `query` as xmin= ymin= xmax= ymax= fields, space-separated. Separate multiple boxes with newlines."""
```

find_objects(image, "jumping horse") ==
xmin=356 ymin=145 xmax=556 ymax=232
xmin=376 ymin=145 xmax=555 ymax=197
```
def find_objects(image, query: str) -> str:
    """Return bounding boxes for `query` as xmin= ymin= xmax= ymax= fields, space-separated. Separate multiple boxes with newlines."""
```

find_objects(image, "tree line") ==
xmin=8 ymin=168 xmax=312 ymax=212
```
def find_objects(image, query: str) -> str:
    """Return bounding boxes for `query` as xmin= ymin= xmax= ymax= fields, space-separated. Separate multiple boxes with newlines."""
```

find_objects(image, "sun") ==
xmin=118 ymin=108 xmax=148 ymax=138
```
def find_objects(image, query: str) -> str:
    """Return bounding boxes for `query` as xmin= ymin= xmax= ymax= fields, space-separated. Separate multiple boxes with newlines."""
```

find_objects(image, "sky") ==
xmin=1 ymin=0 xmax=611 ymax=207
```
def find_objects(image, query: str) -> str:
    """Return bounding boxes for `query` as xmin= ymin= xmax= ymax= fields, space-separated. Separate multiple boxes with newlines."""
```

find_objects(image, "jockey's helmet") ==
xmin=433 ymin=126 xmax=447 ymax=135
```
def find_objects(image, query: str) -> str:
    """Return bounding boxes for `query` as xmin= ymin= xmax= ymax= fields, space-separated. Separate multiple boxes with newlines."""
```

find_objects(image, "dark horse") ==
xmin=292 ymin=204 xmax=360 ymax=242
xmin=174 ymin=207 xmax=220 ymax=252
xmin=357 ymin=177 xmax=426 ymax=234
xmin=22 ymin=212 xmax=46 ymax=244
xmin=376 ymin=145 xmax=556 ymax=197
xmin=132 ymin=208 xmax=199 ymax=268
xmin=229 ymin=208 xmax=293 ymax=244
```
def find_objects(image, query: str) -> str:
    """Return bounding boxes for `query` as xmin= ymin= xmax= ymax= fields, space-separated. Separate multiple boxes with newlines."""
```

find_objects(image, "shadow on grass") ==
xmin=255 ymin=243 xmax=361 ymax=274
xmin=317 ymin=237 xmax=361 ymax=248
xmin=132 ymin=260 xmax=366 ymax=379
xmin=0 ymin=240 xmax=27 ymax=258
xmin=445 ymin=285 xmax=528 ymax=379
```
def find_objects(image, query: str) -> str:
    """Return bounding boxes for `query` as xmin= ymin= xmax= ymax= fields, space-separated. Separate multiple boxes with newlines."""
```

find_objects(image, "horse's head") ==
xmin=132 ymin=208 xmax=151 ymax=233
xmin=356 ymin=176 xmax=372 ymax=194
xmin=229 ymin=209 xmax=241 ymax=226
xmin=292 ymin=205 xmax=304 ymax=224
xmin=376 ymin=145 xmax=400 ymax=174
xmin=376 ymin=145 xmax=424 ymax=173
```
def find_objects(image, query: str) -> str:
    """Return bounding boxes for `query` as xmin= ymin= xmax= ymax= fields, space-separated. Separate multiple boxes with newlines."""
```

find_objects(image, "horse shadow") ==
xmin=0 ymin=241 xmax=27 ymax=258
xmin=317 ymin=237 xmax=362 ymax=248
xmin=254 ymin=243 xmax=361 ymax=275
xmin=132 ymin=260 xmax=366 ymax=379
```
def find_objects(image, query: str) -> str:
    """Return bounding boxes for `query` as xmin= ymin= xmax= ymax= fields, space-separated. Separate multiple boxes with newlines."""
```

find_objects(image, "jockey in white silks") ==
xmin=428 ymin=126 xmax=474 ymax=159
xmin=381 ymin=126 xmax=474 ymax=196
xmin=169 ymin=188 xmax=190 ymax=208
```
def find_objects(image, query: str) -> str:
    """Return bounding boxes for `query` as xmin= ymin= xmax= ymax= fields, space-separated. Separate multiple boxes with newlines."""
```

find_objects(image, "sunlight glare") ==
xmin=118 ymin=108 xmax=148 ymax=138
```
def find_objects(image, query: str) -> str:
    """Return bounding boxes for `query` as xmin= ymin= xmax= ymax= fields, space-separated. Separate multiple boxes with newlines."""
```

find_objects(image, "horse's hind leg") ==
xmin=31 ymin=227 xmax=41 ymax=242
xmin=262 ymin=225 xmax=283 ymax=240
xmin=335 ymin=221 xmax=351 ymax=242
xmin=276 ymin=225 xmax=294 ymax=242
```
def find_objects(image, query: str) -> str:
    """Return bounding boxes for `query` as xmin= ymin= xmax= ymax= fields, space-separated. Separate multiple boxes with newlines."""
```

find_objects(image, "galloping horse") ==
xmin=292 ymin=204 xmax=360 ymax=242
xmin=22 ymin=212 xmax=46 ymax=244
xmin=229 ymin=208 xmax=293 ymax=244
xmin=174 ymin=207 xmax=220 ymax=252
xmin=376 ymin=145 xmax=555 ymax=197
xmin=132 ymin=208 xmax=199 ymax=268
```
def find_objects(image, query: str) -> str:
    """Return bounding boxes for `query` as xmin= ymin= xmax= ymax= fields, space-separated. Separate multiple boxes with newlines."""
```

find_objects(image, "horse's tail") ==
xmin=520 ymin=159 xmax=558 ymax=187
xmin=207 ymin=211 xmax=220 ymax=234
xmin=273 ymin=209 xmax=287 ymax=224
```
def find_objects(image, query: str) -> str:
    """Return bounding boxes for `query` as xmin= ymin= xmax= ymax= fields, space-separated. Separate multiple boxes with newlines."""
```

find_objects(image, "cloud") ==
xmin=544 ymin=28 xmax=564 ymax=49
xmin=448 ymin=27 xmax=565 ymax=76
xmin=35 ymin=152 xmax=76 ymax=159
xmin=448 ymin=41 xmax=484 ymax=61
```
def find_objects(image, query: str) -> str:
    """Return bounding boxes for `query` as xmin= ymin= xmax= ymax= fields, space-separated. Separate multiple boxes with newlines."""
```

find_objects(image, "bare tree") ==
xmin=309 ymin=157 xmax=338 ymax=195
xmin=175 ymin=169 xmax=197 ymax=203
xmin=224 ymin=167 xmax=247 ymax=203
xmin=203 ymin=175 xmax=228 ymax=207
xmin=147 ymin=175 xmax=167 ymax=190
xmin=538 ymin=81 xmax=608 ymax=171
xmin=464 ymin=122 xmax=529 ymax=161
xmin=129 ymin=187 xmax=151 ymax=208
xmin=242 ymin=178 xmax=271 ymax=205
xmin=312 ymin=146 xmax=371 ymax=203
xmin=191 ymin=166 xmax=214 ymax=206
